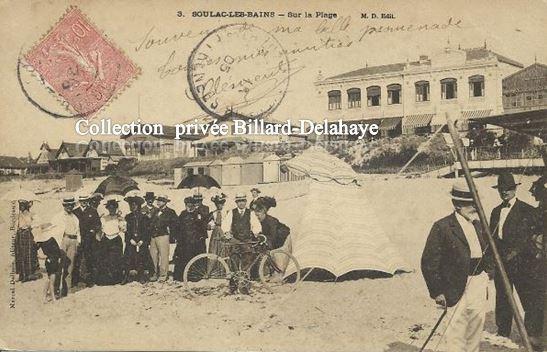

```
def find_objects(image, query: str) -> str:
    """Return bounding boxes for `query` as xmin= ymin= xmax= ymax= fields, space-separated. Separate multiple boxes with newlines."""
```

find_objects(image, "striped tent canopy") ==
xmin=284 ymin=181 xmax=408 ymax=278
xmin=283 ymin=146 xmax=359 ymax=185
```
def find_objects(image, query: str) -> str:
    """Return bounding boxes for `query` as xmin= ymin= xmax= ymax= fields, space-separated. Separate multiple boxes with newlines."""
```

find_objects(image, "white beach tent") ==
xmin=282 ymin=147 xmax=408 ymax=278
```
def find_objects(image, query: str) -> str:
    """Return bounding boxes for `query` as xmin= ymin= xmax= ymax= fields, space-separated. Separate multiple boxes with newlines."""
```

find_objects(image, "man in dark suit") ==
xmin=72 ymin=194 xmax=101 ymax=287
xmin=489 ymin=172 xmax=543 ymax=346
xmin=193 ymin=192 xmax=210 ymax=243
xmin=422 ymin=180 xmax=492 ymax=351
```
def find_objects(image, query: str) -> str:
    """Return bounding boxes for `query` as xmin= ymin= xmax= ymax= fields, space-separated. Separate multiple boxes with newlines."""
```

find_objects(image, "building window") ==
xmin=415 ymin=81 xmax=430 ymax=102
xmin=347 ymin=88 xmax=361 ymax=108
xmin=328 ymin=90 xmax=341 ymax=110
xmin=387 ymin=84 xmax=401 ymax=104
xmin=469 ymin=75 xmax=484 ymax=97
xmin=441 ymin=78 xmax=457 ymax=100
xmin=367 ymin=86 xmax=381 ymax=106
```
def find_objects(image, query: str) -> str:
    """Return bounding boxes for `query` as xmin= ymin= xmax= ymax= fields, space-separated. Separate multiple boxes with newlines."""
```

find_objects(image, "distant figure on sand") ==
xmin=15 ymin=199 xmax=40 ymax=282
xmin=421 ymin=180 xmax=493 ymax=352
xmin=249 ymin=187 xmax=261 ymax=210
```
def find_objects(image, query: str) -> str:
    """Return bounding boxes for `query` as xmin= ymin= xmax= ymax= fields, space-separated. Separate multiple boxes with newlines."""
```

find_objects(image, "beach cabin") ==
xmin=241 ymin=154 xmax=264 ymax=185
xmin=262 ymin=154 xmax=281 ymax=183
xmin=222 ymin=156 xmax=243 ymax=186
xmin=209 ymin=159 xmax=223 ymax=185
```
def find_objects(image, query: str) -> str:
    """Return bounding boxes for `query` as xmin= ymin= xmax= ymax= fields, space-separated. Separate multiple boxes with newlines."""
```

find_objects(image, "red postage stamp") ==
xmin=24 ymin=6 xmax=140 ymax=117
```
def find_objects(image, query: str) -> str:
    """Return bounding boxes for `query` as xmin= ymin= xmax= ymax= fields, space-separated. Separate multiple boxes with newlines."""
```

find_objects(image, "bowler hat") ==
xmin=144 ymin=192 xmax=156 ymax=200
xmin=493 ymin=172 xmax=520 ymax=191
xmin=450 ymin=180 xmax=474 ymax=202
xmin=250 ymin=188 xmax=261 ymax=194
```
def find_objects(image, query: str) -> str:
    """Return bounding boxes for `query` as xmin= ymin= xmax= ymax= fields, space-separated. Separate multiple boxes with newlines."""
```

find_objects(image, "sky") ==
xmin=0 ymin=0 xmax=546 ymax=156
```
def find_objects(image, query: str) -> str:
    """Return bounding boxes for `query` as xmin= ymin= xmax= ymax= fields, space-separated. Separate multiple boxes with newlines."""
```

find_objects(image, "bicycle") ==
xmin=183 ymin=234 xmax=300 ymax=295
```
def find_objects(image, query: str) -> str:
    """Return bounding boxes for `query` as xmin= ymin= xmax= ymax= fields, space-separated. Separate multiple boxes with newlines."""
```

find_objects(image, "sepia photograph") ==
xmin=0 ymin=1 xmax=545 ymax=351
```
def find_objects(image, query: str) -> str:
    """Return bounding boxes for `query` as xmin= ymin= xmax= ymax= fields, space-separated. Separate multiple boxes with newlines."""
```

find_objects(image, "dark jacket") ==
xmin=152 ymin=206 xmax=178 ymax=238
xmin=178 ymin=210 xmax=206 ymax=244
xmin=230 ymin=208 xmax=252 ymax=241
xmin=421 ymin=213 xmax=492 ymax=307
xmin=73 ymin=206 xmax=101 ymax=245
xmin=124 ymin=211 xmax=150 ymax=247
xmin=260 ymin=214 xmax=290 ymax=249
xmin=489 ymin=199 xmax=541 ymax=264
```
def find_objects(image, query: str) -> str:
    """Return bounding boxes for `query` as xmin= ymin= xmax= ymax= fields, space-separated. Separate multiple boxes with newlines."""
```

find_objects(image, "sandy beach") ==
xmin=0 ymin=175 xmax=539 ymax=351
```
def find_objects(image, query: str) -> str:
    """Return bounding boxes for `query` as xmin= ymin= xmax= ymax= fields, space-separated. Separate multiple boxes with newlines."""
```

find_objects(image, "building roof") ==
xmin=56 ymin=142 xmax=88 ymax=158
xmin=0 ymin=156 xmax=27 ymax=169
xmin=503 ymin=62 xmax=547 ymax=92
xmin=322 ymin=47 xmax=523 ymax=82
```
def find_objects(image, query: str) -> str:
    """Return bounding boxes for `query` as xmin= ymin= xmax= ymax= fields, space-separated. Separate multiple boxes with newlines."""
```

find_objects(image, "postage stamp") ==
xmin=187 ymin=23 xmax=291 ymax=120
xmin=24 ymin=6 xmax=140 ymax=118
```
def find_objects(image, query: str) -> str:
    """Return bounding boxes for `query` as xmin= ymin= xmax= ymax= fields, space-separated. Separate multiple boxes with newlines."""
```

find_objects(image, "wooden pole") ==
xmin=445 ymin=112 xmax=534 ymax=352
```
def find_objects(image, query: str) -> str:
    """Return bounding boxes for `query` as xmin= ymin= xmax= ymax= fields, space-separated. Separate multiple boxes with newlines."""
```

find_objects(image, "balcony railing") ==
xmin=465 ymin=146 xmax=542 ymax=161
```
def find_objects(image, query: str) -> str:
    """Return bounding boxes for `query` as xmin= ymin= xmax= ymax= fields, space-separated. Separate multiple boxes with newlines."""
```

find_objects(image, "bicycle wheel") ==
xmin=183 ymin=254 xmax=231 ymax=294
xmin=258 ymin=249 xmax=301 ymax=291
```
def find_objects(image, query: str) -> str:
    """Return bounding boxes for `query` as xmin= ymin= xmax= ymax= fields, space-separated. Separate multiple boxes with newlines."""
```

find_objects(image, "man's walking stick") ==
xmin=419 ymin=305 xmax=447 ymax=352
xmin=445 ymin=112 xmax=534 ymax=352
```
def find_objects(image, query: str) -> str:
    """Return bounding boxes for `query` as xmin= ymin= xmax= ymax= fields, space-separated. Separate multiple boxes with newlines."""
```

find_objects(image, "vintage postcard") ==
xmin=0 ymin=0 xmax=545 ymax=351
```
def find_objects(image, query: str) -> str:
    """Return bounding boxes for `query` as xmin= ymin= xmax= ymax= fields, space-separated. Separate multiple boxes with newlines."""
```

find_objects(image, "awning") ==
xmin=470 ymin=108 xmax=547 ymax=140
xmin=379 ymin=117 xmax=402 ymax=130
xmin=402 ymin=113 xmax=434 ymax=128
xmin=462 ymin=109 xmax=492 ymax=119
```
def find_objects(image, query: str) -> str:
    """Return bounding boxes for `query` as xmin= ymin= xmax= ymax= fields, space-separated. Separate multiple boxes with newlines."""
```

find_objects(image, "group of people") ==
xmin=421 ymin=172 xmax=545 ymax=351
xmin=14 ymin=186 xmax=292 ymax=302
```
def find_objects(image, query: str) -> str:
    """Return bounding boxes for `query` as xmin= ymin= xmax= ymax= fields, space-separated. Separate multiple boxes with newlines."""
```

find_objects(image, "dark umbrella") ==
xmin=95 ymin=175 xmax=139 ymax=196
xmin=177 ymin=174 xmax=220 ymax=189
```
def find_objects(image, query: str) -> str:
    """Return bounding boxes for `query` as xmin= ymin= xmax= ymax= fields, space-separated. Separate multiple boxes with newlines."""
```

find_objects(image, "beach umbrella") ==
xmin=95 ymin=175 xmax=139 ymax=196
xmin=177 ymin=174 xmax=220 ymax=190
xmin=1 ymin=188 xmax=39 ymax=202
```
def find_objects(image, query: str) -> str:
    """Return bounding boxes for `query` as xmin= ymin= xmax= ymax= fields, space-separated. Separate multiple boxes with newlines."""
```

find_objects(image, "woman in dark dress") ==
xmin=252 ymin=197 xmax=291 ymax=251
xmin=123 ymin=195 xmax=152 ymax=284
xmin=96 ymin=200 xmax=125 ymax=285
xmin=15 ymin=200 xmax=40 ymax=282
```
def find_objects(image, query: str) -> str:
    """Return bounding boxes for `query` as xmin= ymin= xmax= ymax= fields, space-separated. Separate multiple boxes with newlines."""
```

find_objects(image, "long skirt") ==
xmin=95 ymin=236 xmax=123 ymax=286
xmin=15 ymin=228 xmax=38 ymax=281
xmin=208 ymin=227 xmax=226 ymax=257
xmin=124 ymin=244 xmax=153 ymax=276
xmin=173 ymin=240 xmax=206 ymax=281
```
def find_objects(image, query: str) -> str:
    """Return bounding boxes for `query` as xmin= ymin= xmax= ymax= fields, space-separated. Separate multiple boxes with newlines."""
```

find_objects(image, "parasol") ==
xmin=94 ymin=175 xmax=139 ymax=196
xmin=177 ymin=174 xmax=220 ymax=189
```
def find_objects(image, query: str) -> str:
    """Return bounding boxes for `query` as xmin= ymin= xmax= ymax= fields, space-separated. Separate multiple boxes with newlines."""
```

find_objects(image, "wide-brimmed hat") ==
xmin=235 ymin=193 xmax=247 ymax=202
xmin=62 ymin=197 xmax=76 ymax=206
xmin=105 ymin=199 xmax=119 ymax=208
xmin=78 ymin=194 xmax=90 ymax=202
xmin=530 ymin=175 xmax=546 ymax=192
xmin=211 ymin=193 xmax=227 ymax=204
xmin=184 ymin=196 xmax=195 ymax=204
xmin=90 ymin=193 xmax=104 ymax=200
xmin=450 ymin=180 xmax=474 ymax=202
xmin=253 ymin=196 xmax=277 ymax=211
xmin=144 ymin=192 xmax=156 ymax=200
xmin=156 ymin=194 xmax=170 ymax=202
xmin=250 ymin=187 xmax=261 ymax=194
xmin=124 ymin=195 xmax=144 ymax=206
xmin=493 ymin=172 xmax=520 ymax=191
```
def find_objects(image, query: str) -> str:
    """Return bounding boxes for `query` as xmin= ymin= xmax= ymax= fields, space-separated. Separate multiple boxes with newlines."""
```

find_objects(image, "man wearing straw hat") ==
xmin=421 ymin=180 xmax=493 ymax=351
xmin=50 ymin=197 xmax=80 ymax=291
xmin=489 ymin=172 xmax=543 ymax=347
xmin=149 ymin=194 xmax=177 ymax=282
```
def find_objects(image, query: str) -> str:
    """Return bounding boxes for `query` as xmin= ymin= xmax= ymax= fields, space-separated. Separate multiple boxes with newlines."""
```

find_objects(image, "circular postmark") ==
xmin=187 ymin=23 xmax=290 ymax=120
